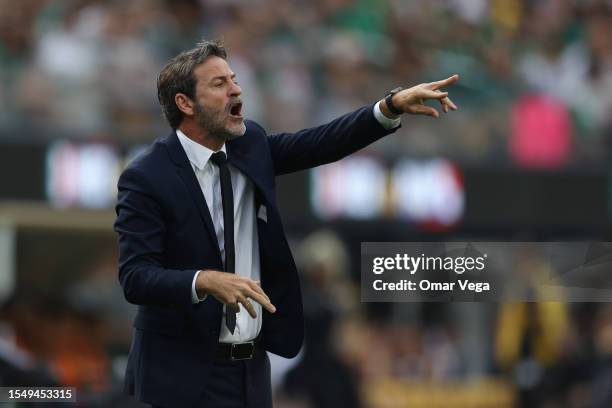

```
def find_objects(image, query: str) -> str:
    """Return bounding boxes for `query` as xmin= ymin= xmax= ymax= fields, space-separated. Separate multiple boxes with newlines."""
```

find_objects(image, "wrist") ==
xmin=379 ymin=98 xmax=401 ymax=119
xmin=383 ymin=86 xmax=404 ymax=118
xmin=195 ymin=269 xmax=211 ymax=298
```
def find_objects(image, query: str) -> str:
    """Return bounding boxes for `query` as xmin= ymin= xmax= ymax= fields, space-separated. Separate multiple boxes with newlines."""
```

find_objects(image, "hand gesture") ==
xmin=385 ymin=74 xmax=459 ymax=118
xmin=196 ymin=270 xmax=276 ymax=318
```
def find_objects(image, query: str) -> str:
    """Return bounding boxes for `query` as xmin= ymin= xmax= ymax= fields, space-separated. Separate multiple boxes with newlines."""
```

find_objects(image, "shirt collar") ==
xmin=175 ymin=129 xmax=227 ymax=170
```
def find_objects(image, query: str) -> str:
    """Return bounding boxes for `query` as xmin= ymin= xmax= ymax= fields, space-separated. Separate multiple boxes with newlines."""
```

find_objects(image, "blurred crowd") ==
xmin=273 ymin=231 xmax=612 ymax=407
xmin=2 ymin=0 xmax=612 ymax=168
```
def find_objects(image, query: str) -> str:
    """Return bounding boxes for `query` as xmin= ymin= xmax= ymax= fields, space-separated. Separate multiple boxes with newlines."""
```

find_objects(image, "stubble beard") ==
xmin=194 ymin=101 xmax=246 ymax=142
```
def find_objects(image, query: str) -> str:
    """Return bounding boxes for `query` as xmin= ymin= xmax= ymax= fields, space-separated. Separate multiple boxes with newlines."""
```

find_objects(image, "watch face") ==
xmin=386 ymin=87 xmax=402 ymax=98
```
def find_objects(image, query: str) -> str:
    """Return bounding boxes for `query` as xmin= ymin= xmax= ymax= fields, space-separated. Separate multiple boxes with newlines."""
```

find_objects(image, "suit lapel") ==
xmin=226 ymin=140 xmax=271 ymax=206
xmin=161 ymin=130 xmax=273 ymax=264
xmin=163 ymin=131 xmax=222 ymax=262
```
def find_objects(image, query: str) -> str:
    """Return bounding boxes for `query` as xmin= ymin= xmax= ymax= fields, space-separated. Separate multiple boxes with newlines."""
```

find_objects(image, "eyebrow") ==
xmin=210 ymin=73 xmax=236 ymax=82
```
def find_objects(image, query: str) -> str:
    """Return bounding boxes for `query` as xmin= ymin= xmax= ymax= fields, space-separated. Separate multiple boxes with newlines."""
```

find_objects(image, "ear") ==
xmin=175 ymin=93 xmax=195 ymax=117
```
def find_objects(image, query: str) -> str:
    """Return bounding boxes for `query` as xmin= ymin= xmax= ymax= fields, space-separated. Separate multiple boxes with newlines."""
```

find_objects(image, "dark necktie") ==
xmin=210 ymin=151 xmax=236 ymax=333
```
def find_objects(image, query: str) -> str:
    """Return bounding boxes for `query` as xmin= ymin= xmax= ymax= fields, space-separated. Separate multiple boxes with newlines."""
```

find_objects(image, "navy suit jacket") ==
xmin=114 ymin=104 xmax=399 ymax=407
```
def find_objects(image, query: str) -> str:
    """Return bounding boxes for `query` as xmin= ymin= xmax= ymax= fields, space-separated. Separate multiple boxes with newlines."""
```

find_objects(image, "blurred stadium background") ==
xmin=1 ymin=0 xmax=612 ymax=406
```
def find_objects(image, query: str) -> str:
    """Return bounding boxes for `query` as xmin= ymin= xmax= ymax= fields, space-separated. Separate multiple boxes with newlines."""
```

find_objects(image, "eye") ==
xmin=214 ymin=82 xmax=223 ymax=88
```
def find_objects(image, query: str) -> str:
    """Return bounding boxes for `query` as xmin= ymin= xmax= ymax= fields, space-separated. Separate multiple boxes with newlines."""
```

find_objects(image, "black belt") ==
xmin=215 ymin=337 xmax=262 ymax=361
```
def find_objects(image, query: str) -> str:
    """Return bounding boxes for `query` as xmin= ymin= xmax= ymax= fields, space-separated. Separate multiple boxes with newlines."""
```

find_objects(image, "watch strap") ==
xmin=385 ymin=87 xmax=403 ymax=115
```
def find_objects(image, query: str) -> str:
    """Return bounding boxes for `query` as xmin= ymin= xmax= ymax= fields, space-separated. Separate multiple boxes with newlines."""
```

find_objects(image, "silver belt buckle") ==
xmin=230 ymin=341 xmax=255 ymax=361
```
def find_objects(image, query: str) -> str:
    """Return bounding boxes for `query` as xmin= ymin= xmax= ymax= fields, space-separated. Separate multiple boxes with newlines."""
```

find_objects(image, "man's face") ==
xmin=191 ymin=56 xmax=245 ymax=140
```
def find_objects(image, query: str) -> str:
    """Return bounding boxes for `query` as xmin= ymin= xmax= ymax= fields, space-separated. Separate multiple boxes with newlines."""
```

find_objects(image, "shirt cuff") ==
xmin=373 ymin=101 xmax=402 ymax=129
xmin=191 ymin=270 xmax=207 ymax=303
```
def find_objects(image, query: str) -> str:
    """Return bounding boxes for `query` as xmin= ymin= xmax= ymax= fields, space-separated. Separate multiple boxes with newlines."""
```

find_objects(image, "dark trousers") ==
xmin=153 ymin=348 xmax=272 ymax=408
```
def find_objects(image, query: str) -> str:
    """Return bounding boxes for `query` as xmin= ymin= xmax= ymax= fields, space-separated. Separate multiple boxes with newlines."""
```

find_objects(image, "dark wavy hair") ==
xmin=157 ymin=39 xmax=227 ymax=129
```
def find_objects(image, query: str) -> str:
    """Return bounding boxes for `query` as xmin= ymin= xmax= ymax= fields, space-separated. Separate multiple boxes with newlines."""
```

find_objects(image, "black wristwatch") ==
xmin=384 ymin=87 xmax=404 ymax=116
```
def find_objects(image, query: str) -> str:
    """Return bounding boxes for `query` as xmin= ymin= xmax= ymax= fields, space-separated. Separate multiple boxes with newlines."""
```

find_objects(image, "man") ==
xmin=114 ymin=39 xmax=458 ymax=408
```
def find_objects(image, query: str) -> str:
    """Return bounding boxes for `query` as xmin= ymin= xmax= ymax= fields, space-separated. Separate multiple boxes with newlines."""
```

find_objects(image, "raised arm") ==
xmin=267 ymin=103 xmax=398 ymax=175
xmin=267 ymin=75 xmax=459 ymax=176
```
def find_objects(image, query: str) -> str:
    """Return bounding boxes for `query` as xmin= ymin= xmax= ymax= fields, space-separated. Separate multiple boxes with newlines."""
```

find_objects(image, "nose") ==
xmin=229 ymin=81 xmax=241 ymax=97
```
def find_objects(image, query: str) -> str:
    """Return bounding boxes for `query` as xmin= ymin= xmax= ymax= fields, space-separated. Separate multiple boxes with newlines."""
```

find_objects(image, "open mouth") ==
xmin=229 ymin=101 xmax=243 ymax=118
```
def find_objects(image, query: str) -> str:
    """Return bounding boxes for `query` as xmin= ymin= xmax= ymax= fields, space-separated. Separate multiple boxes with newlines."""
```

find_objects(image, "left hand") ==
xmin=382 ymin=74 xmax=459 ymax=118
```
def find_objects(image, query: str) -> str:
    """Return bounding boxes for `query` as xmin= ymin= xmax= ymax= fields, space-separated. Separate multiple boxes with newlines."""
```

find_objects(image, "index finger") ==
xmin=244 ymin=286 xmax=276 ymax=314
xmin=427 ymin=74 xmax=459 ymax=90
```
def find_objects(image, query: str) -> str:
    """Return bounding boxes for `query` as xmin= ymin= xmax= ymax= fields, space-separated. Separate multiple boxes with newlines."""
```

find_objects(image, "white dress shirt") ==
xmin=177 ymin=129 xmax=262 ymax=343
xmin=179 ymin=102 xmax=399 ymax=343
